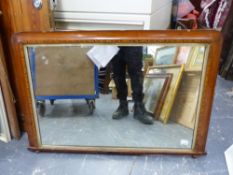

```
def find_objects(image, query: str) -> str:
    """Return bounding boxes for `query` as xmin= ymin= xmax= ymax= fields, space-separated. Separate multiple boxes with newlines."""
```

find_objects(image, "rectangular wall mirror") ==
xmin=15 ymin=30 xmax=221 ymax=155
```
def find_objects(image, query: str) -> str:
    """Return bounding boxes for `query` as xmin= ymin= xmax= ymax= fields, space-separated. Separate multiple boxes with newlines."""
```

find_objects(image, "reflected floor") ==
xmin=38 ymin=94 xmax=193 ymax=149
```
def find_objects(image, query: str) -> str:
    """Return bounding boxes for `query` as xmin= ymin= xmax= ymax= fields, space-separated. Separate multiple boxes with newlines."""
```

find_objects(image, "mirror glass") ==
xmin=25 ymin=43 xmax=208 ymax=149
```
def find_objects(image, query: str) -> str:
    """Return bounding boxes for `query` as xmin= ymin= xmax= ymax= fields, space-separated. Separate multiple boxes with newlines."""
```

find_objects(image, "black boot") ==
xmin=112 ymin=100 xmax=129 ymax=119
xmin=134 ymin=102 xmax=153 ymax=124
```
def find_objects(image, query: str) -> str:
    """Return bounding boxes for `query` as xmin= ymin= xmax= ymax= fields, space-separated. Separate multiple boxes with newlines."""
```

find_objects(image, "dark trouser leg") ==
xmin=111 ymin=49 xmax=127 ymax=101
xmin=124 ymin=47 xmax=143 ymax=102
xmin=111 ymin=49 xmax=129 ymax=119
xmin=125 ymin=47 xmax=153 ymax=124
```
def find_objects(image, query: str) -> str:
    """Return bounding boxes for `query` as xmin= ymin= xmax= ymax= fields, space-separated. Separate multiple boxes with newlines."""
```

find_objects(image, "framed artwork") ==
xmin=185 ymin=46 xmax=206 ymax=71
xmin=170 ymin=71 xmax=202 ymax=129
xmin=0 ymin=86 xmax=11 ymax=143
xmin=175 ymin=46 xmax=192 ymax=65
xmin=154 ymin=46 xmax=179 ymax=65
xmin=143 ymin=73 xmax=172 ymax=119
xmin=147 ymin=64 xmax=184 ymax=123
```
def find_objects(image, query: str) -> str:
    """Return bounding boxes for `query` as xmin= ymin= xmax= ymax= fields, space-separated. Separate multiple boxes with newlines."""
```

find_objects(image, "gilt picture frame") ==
xmin=185 ymin=46 xmax=206 ymax=71
xmin=147 ymin=64 xmax=185 ymax=123
xmin=143 ymin=73 xmax=172 ymax=119
xmin=0 ymin=85 xmax=11 ymax=143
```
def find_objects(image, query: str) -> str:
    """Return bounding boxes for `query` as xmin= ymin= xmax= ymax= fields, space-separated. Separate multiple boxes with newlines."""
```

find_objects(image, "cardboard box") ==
xmin=34 ymin=46 xmax=95 ymax=96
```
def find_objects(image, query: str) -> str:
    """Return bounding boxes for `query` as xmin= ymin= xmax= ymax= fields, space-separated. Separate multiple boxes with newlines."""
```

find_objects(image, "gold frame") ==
xmin=0 ymin=85 xmax=11 ymax=142
xmin=147 ymin=64 xmax=185 ymax=123
xmin=185 ymin=46 xmax=206 ymax=71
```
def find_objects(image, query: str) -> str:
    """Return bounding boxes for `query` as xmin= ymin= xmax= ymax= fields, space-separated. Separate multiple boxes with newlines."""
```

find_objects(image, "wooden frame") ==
xmin=143 ymin=73 xmax=172 ymax=119
xmin=147 ymin=64 xmax=185 ymax=123
xmin=0 ymin=0 xmax=52 ymax=131
xmin=14 ymin=30 xmax=222 ymax=155
xmin=0 ymin=35 xmax=20 ymax=139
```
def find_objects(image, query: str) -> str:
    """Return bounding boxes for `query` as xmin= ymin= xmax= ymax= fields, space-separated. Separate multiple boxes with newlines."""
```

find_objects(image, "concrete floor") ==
xmin=0 ymin=76 xmax=233 ymax=175
xmin=38 ymin=95 xmax=193 ymax=149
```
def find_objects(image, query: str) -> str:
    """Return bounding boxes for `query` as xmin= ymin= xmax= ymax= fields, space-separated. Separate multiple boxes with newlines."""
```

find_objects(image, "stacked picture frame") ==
xmin=143 ymin=45 xmax=207 ymax=128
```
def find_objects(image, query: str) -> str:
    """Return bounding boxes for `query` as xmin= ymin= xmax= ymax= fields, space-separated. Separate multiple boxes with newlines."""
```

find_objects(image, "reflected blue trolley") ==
xmin=28 ymin=45 xmax=99 ymax=116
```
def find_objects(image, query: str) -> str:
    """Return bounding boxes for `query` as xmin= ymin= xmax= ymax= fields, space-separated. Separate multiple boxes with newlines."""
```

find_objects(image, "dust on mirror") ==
xmin=25 ymin=44 xmax=207 ymax=149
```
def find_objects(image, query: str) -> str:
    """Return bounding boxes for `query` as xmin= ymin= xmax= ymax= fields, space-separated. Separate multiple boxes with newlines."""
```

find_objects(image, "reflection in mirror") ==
xmin=25 ymin=44 xmax=207 ymax=149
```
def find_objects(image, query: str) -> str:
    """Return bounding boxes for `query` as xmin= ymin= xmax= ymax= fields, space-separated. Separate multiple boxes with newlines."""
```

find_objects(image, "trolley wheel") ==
xmin=50 ymin=99 xmax=55 ymax=105
xmin=37 ymin=100 xmax=46 ymax=117
xmin=86 ymin=99 xmax=95 ymax=115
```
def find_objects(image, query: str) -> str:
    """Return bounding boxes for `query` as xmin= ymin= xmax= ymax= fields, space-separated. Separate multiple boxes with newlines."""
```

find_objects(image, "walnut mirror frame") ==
xmin=14 ymin=30 xmax=222 ymax=155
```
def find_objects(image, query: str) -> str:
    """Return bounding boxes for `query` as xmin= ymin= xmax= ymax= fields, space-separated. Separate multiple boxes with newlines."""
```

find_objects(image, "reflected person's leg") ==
xmin=125 ymin=47 xmax=153 ymax=125
xmin=111 ymin=48 xmax=129 ymax=119
xmin=124 ymin=47 xmax=143 ymax=102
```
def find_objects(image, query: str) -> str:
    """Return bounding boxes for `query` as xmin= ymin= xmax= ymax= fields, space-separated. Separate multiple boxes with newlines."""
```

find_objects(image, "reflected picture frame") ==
xmin=154 ymin=46 xmax=179 ymax=65
xmin=170 ymin=71 xmax=202 ymax=129
xmin=14 ymin=30 xmax=222 ymax=155
xmin=175 ymin=46 xmax=192 ymax=65
xmin=143 ymin=73 xmax=172 ymax=119
xmin=185 ymin=46 xmax=206 ymax=71
xmin=147 ymin=64 xmax=184 ymax=124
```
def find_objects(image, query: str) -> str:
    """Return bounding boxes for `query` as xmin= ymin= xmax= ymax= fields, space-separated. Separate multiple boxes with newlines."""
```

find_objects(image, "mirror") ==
xmin=15 ymin=30 xmax=221 ymax=155
xmin=26 ymin=44 xmax=205 ymax=149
